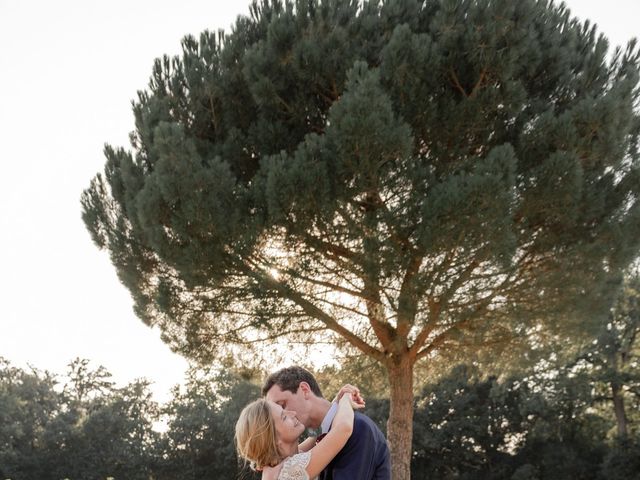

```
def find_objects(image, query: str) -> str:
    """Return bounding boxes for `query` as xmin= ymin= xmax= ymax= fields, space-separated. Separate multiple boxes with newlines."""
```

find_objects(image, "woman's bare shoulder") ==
xmin=261 ymin=462 xmax=284 ymax=480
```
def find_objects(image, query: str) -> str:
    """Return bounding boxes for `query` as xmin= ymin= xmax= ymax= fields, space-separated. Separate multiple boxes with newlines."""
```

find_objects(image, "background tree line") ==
xmin=2 ymin=270 xmax=638 ymax=480
xmin=0 ymin=357 xmax=261 ymax=480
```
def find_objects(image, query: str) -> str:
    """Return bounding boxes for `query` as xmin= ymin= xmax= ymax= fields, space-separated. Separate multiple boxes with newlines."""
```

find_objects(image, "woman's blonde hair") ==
xmin=235 ymin=399 xmax=282 ymax=471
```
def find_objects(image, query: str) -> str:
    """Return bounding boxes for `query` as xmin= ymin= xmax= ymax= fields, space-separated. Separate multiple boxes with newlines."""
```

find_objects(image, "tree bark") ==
xmin=611 ymin=379 xmax=628 ymax=438
xmin=386 ymin=356 xmax=414 ymax=480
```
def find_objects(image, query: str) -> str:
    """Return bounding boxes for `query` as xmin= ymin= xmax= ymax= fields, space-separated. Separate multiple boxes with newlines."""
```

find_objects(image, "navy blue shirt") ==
xmin=319 ymin=412 xmax=391 ymax=480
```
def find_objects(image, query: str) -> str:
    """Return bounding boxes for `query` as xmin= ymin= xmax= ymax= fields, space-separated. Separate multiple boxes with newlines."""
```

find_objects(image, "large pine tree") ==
xmin=82 ymin=1 xmax=640 ymax=478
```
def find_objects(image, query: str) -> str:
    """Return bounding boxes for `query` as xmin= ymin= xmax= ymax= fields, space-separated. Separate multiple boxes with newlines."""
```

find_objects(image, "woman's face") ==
xmin=268 ymin=400 xmax=305 ymax=444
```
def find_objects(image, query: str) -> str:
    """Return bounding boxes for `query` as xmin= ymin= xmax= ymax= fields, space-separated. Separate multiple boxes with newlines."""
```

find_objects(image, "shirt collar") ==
xmin=320 ymin=401 xmax=339 ymax=434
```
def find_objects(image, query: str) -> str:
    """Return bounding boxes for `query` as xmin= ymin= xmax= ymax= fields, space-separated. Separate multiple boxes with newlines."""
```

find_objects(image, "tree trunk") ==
xmin=611 ymin=380 xmax=628 ymax=438
xmin=386 ymin=356 xmax=414 ymax=480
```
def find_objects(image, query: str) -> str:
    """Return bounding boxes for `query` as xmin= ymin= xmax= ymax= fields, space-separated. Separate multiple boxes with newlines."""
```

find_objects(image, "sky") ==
xmin=0 ymin=0 xmax=638 ymax=403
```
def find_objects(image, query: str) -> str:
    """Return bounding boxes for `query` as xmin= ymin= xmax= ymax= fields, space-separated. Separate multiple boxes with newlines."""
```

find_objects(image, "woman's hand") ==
xmin=334 ymin=384 xmax=365 ymax=409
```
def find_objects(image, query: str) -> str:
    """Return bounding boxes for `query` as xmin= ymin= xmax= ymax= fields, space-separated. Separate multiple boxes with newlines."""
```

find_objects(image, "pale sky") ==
xmin=0 ymin=0 xmax=638 ymax=403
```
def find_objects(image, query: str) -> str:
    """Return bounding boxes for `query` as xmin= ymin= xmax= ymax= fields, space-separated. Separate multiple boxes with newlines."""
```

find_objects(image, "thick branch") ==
xmin=408 ymin=298 xmax=442 ymax=359
xmin=302 ymin=233 xmax=361 ymax=263
xmin=449 ymin=68 xmax=468 ymax=97
xmin=469 ymin=67 xmax=488 ymax=98
xmin=414 ymin=273 xmax=515 ymax=360
xmin=283 ymin=268 xmax=374 ymax=302
xmin=397 ymin=252 xmax=424 ymax=339
xmin=366 ymin=295 xmax=396 ymax=352
xmin=230 ymin=327 xmax=327 ymax=345
xmin=241 ymin=261 xmax=385 ymax=361
xmin=408 ymin=259 xmax=480 ymax=355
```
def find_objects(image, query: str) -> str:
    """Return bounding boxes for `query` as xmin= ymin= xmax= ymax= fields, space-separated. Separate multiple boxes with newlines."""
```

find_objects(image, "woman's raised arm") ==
xmin=302 ymin=392 xmax=362 ymax=478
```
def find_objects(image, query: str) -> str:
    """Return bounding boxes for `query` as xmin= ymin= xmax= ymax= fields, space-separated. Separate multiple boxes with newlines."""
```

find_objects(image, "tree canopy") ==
xmin=82 ymin=0 xmax=640 ymax=477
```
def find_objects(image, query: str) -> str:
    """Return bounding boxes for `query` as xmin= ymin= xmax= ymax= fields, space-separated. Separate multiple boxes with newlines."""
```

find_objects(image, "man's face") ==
xmin=265 ymin=383 xmax=312 ymax=428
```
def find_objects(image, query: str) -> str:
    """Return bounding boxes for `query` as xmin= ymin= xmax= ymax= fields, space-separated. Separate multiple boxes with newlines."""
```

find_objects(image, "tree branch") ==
xmin=282 ymin=268 xmax=373 ymax=302
xmin=449 ymin=68 xmax=468 ymax=97
xmin=469 ymin=67 xmax=488 ymax=98
xmin=396 ymin=252 xmax=424 ymax=339
xmin=240 ymin=261 xmax=385 ymax=361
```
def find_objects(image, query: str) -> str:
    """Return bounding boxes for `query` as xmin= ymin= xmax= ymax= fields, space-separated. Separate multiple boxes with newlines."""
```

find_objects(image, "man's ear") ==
xmin=298 ymin=381 xmax=312 ymax=398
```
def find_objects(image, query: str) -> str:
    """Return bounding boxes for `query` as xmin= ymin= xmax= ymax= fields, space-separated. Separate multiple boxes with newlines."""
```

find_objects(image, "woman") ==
xmin=235 ymin=387 xmax=363 ymax=480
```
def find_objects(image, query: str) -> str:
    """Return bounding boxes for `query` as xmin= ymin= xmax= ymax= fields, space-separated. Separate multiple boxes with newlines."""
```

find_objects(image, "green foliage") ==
xmin=0 ymin=359 xmax=160 ymax=480
xmin=64 ymin=357 xmax=115 ymax=403
xmin=409 ymin=361 xmax=622 ymax=480
xmin=568 ymin=266 xmax=640 ymax=440
xmin=0 ymin=359 xmax=61 ymax=479
xmin=156 ymin=365 xmax=261 ymax=479
xmin=80 ymin=1 xmax=640 ymax=477
xmin=288 ymin=354 xmax=640 ymax=479
xmin=599 ymin=437 xmax=640 ymax=480
xmin=2 ymin=349 xmax=640 ymax=479
xmin=316 ymin=354 xmax=389 ymax=398
xmin=82 ymin=0 xmax=640 ymax=368
xmin=0 ymin=358 xmax=264 ymax=480
xmin=412 ymin=365 xmax=524 ymax=478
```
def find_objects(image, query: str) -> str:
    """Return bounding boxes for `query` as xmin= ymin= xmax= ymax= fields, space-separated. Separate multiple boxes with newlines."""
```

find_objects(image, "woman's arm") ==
xmin=299 ymin=385 xmax=363 ymax=453
xmin=303 ymin=393 xmax=360 ymax=478
xmin=298 ymin=435 xmax=317 ymax=452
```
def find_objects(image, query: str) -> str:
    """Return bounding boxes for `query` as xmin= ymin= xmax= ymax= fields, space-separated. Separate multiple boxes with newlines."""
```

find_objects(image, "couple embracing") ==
xmin=235 ymin=366 xmax=391 ymax=480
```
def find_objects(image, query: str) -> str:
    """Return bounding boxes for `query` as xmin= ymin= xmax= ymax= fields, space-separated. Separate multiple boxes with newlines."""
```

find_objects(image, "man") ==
xmin=262 ymin=366 xmax=391 ymax=479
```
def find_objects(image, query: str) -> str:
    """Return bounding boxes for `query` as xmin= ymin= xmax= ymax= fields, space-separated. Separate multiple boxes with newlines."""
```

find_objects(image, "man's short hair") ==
xmin=262 ymin=366 xmax=323 ymax=398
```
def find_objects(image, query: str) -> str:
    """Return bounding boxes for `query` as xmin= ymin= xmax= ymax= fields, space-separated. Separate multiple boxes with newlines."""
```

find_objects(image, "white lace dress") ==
xmin=278 ymin=451 xmax=316 ymax=480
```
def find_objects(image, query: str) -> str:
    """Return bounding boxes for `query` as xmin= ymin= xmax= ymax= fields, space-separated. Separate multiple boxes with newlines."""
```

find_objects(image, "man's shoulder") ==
xmin=353 ymin=411 xmax=381 ymax=428
xmin=323 ymin=411 xmax=390 ymax=478
xmin=352 ymin=412 xmax=386 ymax=439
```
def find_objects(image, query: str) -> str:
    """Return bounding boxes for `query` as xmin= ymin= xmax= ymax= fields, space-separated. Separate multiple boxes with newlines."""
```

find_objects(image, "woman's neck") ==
xmin=278 ymin=440 xmax=298 ymax=459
